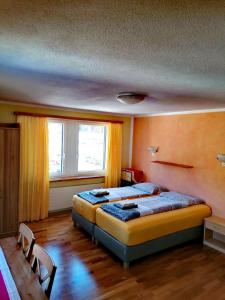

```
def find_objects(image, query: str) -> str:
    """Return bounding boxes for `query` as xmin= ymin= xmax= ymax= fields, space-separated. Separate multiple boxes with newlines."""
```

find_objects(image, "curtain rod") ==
xmin=14 ymin=111 xmax=123 ymax=124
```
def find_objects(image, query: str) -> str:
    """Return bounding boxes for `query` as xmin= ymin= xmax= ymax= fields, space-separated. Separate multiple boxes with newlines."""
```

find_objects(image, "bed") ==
xmin=72 ymin=183 xmax=166 ymax=236
xmin=94 ymin=192 xmax=211 ymax=267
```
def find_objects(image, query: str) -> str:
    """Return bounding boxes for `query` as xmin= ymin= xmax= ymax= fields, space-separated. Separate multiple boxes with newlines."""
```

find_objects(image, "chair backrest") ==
xmin=31 ymin=244 xmax=57 ymax=298
xmin=17 ymin=223 xmax=35 ymax=261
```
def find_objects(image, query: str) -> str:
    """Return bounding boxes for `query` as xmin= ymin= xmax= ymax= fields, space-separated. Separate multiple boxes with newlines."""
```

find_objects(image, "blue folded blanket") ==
xmin=114 ymin=203 xmax=138 ymax=209
xmin=90 ymin=190 xmax=110 ymax=197
xmin=101 ymin=204 xmax=140 ymax=221
xmin=78 ymin=192 xmax=109 ymax=204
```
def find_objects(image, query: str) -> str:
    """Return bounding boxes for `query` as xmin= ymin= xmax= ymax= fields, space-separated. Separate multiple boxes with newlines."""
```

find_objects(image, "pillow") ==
xmin=160 ymin=191 xmax=203 ymax=202
xmin=132 ymin=182 xmax=164 ymax=195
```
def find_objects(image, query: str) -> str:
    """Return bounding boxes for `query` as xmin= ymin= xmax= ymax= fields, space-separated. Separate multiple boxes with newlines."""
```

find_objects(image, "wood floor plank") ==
xmin=1 ymin=211 xmax=225 ymax=299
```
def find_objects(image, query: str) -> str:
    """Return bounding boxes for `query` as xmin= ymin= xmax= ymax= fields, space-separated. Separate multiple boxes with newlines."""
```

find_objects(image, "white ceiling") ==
xmin=0 ymin=0 xmax=225 ymax=115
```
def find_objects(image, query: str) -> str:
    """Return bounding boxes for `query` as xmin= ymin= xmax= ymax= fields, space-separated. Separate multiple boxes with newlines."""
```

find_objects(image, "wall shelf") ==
xmin=151 ymin=161 xmax=193 ymax=168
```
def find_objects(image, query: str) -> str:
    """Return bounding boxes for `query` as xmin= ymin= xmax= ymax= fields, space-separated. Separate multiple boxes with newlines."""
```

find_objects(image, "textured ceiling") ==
xmin=0 ymin=0 xmax=225 ymax=115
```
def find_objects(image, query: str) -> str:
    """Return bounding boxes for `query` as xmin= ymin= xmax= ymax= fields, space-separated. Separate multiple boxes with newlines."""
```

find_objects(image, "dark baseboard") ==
xmin=0 ymin=231 xmax=18 ymax=239
xmin=48 ymin=207 xmax=72 ymax=217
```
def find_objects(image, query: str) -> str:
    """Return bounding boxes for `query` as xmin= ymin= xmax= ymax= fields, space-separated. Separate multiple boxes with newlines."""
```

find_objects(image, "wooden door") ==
xmin=0 ymin=129 xmax=5 ymax=234
xmin=0 ymin=126 xmax=20 ymax=237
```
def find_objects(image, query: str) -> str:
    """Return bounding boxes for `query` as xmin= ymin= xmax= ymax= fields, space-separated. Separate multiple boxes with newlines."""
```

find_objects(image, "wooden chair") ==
xmin=31 ymin=244 xmax=57 ymax=298
xmin=17 ymin=223 xmax=35 ymax=262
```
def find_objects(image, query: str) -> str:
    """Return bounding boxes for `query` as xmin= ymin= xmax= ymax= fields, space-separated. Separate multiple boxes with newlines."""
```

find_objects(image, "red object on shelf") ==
xmin=122 ymin=168 xmax=144 ymax=183
xmin=151 ymin=161 xmax=193 ymax=168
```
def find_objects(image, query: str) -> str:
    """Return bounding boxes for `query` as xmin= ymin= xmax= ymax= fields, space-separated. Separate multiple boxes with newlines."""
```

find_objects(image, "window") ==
xmin=48 ymin=120 xmax=106 ymax=178
xmin=78 ymin=124 xmax=106 ymax=172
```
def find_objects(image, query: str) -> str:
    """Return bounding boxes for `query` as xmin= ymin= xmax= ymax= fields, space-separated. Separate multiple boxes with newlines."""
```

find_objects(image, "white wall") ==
xmin=49 ymin=183 xmax=104 ymax=212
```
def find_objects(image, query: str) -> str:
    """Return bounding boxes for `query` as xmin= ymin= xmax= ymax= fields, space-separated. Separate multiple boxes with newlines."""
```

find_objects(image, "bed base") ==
xmin=72 ymin=208 xmax=95 ymax=238
xmin=72 ymin=208 xmax=203 ymax=268
xmin=94 ymin=225 xmax=203 ymax=268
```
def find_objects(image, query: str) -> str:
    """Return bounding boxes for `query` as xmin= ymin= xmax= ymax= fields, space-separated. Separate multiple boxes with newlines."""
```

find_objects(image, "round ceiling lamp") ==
xmin=116 ymin=92 xmax=147 ymax=104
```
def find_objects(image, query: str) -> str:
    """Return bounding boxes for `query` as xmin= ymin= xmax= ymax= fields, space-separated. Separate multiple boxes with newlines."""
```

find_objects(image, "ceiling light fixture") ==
xmin=117 ymin=92 xmax=147 ymax=104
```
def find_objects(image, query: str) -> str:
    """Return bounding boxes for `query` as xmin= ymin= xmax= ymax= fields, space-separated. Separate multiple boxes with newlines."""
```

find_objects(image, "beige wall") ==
xmin=0 ymin=101 xmax=132 ymax=187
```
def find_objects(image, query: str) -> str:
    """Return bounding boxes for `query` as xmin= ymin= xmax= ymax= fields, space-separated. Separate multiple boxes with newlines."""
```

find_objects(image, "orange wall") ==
xmin=132 ymin=112 xmax=225 ymax=217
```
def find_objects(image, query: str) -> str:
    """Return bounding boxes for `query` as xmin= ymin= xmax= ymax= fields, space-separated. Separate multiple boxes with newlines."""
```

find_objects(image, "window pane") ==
xmin=78 ymin=124 xmax=106 ymax=172
xmin=48 ymin=122 xmax=63 ymax=175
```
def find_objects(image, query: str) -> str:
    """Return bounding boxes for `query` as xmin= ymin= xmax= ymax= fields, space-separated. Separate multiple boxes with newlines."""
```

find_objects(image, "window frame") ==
xmin=48 ymin=119 xmax=65 ymax=178
xmin=48 ymin=119 xmax=107 ymax=180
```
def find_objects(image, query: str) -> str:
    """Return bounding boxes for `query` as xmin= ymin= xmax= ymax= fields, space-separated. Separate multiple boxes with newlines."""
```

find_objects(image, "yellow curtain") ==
xmin=105 ymin=123 xmax=122 ymax=188
xmin=17 ymin=116 xmax=49 ymax=222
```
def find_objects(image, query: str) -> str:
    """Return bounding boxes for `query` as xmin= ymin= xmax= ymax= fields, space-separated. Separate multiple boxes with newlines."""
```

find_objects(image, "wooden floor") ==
xmin=2 ymin=211 xmax=225 ymax=300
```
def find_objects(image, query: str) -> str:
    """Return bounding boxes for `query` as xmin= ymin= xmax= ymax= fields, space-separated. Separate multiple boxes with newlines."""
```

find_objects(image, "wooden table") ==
xmin=0 ymin=237 xmax=47 ymax=300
